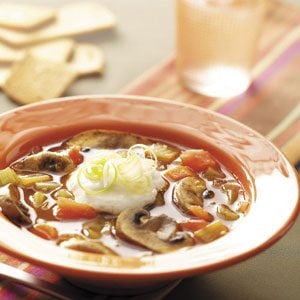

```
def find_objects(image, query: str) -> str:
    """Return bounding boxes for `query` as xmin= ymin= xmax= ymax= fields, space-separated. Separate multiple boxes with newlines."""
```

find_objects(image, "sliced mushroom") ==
xmin=67 ymin=130 xmax=151 ymax=149
xmin=12 ymin=152 xmax=75 ymax=174
xmin=60 ymin=239 xmax=117 ymax=255
xmin=0 ymin=184 xmax=32 ymax=225
xmin=116 ymin=208 xmax=194 ymax=253
xmin=174 ymin=176 xmax=206 ymax=213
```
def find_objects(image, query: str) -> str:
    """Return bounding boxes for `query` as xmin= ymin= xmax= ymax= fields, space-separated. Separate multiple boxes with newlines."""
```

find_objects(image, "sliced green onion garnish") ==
xmin=77 ymin=162 xmax=117 ymax=195
xmin=128 ymin=144 xmax=158 ymax=168
xmin=77 ymin=145 xmax=158 ymax=195
xmin=83 ymin=163 xmax=104 ymax=181
xmin=103 ymin=161 xmax=117 ymax=189
xmin=118 ymin=153 xmax=149 ymax=194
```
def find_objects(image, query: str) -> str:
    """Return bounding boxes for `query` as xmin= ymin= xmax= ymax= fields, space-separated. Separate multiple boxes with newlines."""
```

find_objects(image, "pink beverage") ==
xmin=176 ymin=0 xmax=266 ymax=98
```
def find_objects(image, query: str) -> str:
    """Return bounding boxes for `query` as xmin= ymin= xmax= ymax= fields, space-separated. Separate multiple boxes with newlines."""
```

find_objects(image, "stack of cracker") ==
xmin=0 ymin=2 xmax=116 ymax=104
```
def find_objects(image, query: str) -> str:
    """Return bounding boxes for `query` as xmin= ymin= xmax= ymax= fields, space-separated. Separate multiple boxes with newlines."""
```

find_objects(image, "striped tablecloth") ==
xmin=122 ymin=0 xmax=300 ymax=167
xmin=1 ymin=1 xmax=299 ymax=299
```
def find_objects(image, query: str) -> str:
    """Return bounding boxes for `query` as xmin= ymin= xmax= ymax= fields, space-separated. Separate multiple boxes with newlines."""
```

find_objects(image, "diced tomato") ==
xmin=164 ymin=165 xmax=196 ymax=181
xmin=180 ymin=150 xmax=219 ymax=173
xmin=179 ymin=220 xmax=209 ymax=232
xmin=31 ymin=224 xmax=58 ymax=240
xmin=68 ymin=146 xmax=84 ymax=165
xmin=188 ymin=205 xmax=214 ymax=222
xmin=55 ymin=197 xmax=97 ymax=220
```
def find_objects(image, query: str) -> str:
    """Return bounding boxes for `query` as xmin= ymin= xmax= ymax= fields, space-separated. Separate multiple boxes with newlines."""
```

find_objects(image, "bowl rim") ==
xmin=0 ymin=94 xmax=299 ymax=280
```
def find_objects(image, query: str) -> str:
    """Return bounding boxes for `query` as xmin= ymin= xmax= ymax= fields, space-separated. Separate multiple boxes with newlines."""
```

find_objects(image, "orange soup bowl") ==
xmin=0 ymin=95 xmax=299 ymax=295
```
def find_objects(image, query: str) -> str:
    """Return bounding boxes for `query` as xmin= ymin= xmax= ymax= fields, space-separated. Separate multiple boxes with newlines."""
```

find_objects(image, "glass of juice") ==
xmin=176 ymin=0 xmax=267 ymax=98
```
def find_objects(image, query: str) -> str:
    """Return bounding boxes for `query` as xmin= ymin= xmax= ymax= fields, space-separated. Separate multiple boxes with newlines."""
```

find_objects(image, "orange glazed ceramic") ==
xmin=0 ymin=95 xmax=299 ymax=294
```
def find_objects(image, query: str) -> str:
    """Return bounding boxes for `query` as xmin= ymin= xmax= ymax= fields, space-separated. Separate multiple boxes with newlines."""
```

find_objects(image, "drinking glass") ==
xmin=176 ymin=0 xmax=267 ymax=98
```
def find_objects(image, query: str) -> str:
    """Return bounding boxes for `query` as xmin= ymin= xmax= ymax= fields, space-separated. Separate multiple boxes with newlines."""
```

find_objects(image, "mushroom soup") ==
xmin=0 ymin=130 xmax=249 ymax=256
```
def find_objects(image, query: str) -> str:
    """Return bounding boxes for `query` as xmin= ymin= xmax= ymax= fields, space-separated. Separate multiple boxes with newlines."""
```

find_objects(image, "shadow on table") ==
xmin=165 ymin=215 xmax=300 ymax=300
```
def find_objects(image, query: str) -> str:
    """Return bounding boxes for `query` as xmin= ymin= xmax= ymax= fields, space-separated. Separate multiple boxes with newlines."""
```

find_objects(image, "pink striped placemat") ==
xmin=1 ymin=1 xmax=300 ymax=299
xmin=121 ymin=0 xmax=300 ymax=166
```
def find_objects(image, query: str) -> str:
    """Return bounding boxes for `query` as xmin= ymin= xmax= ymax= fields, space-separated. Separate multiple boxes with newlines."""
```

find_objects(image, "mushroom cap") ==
xmin=0 ymin=184 xmax=32 ymax=225
xmin=67 ymin=130 xmax=151 ymax=149
xmin=12 ymin=151 xmax=75 ymax=174
xmin=116 ymin=208 xmax=194 ymax=253
xmin=174 ymin=176 xmax=206 ymax=213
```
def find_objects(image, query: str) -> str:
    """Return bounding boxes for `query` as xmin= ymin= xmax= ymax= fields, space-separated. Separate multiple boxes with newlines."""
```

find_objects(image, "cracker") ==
xmin=0 ymin=27 xmax=31 ymax=46
xmin=0 ymin=42 xmax=23 ymax=63
xmin=0 ymin=3 xmax=116 ymax=46
xmin=0 ymin=3 xmax=55 ymax=30
xmin=0 ymin=67 xmax=10 ymax=88
xmin=70 ymin=44 xmax=104 ymax=76
xmin=29 ymin=39 xmax=75 ymax=62
xmin=35 ymin=2 xmax=116 ymax=42
xmin=0 ymin=39 xmax=75 ymax=63
xmin=3 ymin=55 xmax=78 ymax=104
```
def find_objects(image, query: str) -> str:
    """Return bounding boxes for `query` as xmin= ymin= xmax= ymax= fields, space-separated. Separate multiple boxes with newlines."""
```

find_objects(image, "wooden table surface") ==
xmin=0 ymin=1 xmax=299 ymax=300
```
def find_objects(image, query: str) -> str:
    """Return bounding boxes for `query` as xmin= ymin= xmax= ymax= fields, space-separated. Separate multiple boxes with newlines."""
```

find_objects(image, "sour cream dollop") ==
xmin=67 ymin=148 xmax=165 ymax=215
